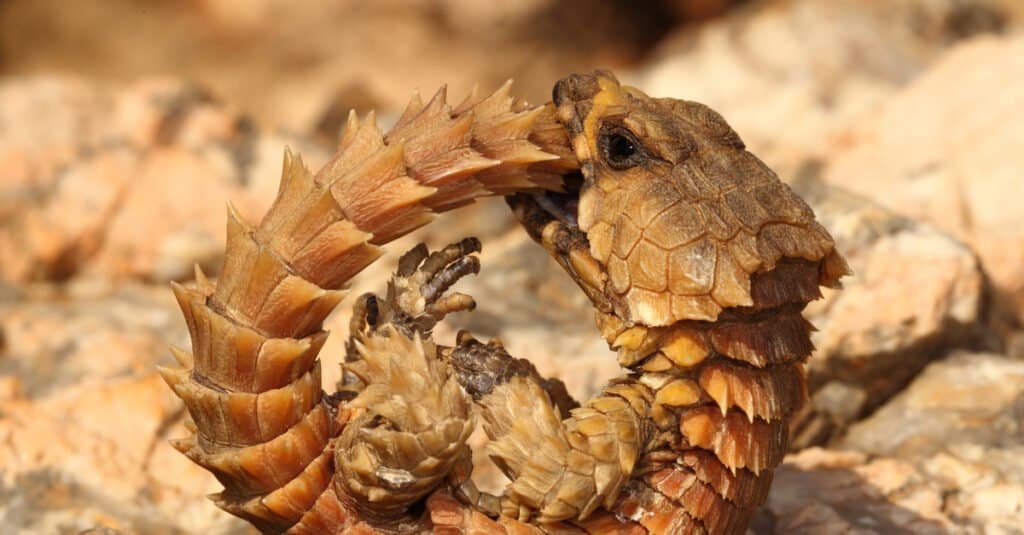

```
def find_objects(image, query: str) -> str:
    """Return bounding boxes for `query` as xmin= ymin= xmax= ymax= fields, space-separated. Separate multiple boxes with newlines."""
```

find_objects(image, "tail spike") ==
xmin=169 ymin=345 xmax=194 ymax=368
xmin=157 ymin=365 xmax=187 ymax=390
xmin=473 ymin=79 xmax=515 ymax=117
xmin=225 ymin=201 xmax=251 ymax=238
xmin=338 ymin=110 xmax=361 ymax=151
xmin=277 ymin=146 xmax=297 ymax=196
xmin=452 ymin=83 xmax=481 ymax=116
xmin=422 ymin=85 xmax=449 ymax=116
xmin=393 ymin=91 xmax=425 ymax=132
xmin=318 ymin=111 xmax=385 ymax=187
xmin=193 ymin=265 xmax=213 ymax=293
xmin=170 ymin=436 xmax=194 ymax=454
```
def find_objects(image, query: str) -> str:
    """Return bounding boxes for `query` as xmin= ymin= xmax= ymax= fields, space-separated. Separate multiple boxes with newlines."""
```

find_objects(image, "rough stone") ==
xmin=0 ymin=77 xmax=328 ymax=284
xmin=0 ymin=282 xmax=256 ymax=534
xmin=840 ymin=352 xmax=1024 ymax=458
xmin=789 ymin=177 xmax=984 ymax=447
xmin=824 ymin=36 xmax=1024 ymax=327
xmin=0 ymin=1 xmax=687 ymax=133
xmin=764 ymin=446 xmax=1024 ymax=534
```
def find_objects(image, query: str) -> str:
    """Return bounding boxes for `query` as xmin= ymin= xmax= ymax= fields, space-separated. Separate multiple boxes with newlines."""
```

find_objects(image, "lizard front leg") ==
xmin=334 ymin=239 xmax=482 ymax=524
xmin=451 ymin=335 xmax=654 ymax=524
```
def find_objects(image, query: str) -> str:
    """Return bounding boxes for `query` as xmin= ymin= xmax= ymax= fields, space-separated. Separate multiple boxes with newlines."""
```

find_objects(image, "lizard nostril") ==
xmin=554 ymin=73 xmax=600 ymax=105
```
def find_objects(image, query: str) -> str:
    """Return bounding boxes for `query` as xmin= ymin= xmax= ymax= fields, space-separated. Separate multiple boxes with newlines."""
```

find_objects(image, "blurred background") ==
xmin=1 ymin=1 xmax=1023 ymax=533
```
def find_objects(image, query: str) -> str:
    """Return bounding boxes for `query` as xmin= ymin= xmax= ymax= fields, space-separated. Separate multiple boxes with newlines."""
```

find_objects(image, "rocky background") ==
xmin=1 ymin=1 xmax=1023 ymax=533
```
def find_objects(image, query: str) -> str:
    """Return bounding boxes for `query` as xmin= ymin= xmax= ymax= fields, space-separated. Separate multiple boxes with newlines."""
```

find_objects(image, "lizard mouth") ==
xmin=507 ymin=174 xmax=616 ymax=316
xmin=505 ymin=171 xmax=585 ymax=240
xmin=522 ymin=172 xmax=583 ymax=230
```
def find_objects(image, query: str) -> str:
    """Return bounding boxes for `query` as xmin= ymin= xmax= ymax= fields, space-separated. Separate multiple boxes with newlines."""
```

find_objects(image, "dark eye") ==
xmin=599 ymin=126 xmax=645 ymax=169
xmin=608 ymin=134 xmax=636 ymax=161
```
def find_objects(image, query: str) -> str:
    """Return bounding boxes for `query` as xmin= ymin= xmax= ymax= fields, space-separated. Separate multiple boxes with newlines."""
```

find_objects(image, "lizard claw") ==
xmin=422 ymin=255 xmax=480 ymax=303
xmin=359 ymin=238 xmax=482 ymax=338
xmin=426 ymin=292 xmax=476 ymax=320
xmin=349 ymin=292 xmax=379 ymax=336
xmin=419 ymin=238 xmax=482 ymax=279
xmin=396 ymin=242 xmax=430 ymax=277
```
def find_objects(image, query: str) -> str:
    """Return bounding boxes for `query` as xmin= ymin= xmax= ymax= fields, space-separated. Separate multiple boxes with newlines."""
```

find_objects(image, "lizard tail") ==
xmin=161 ymin=83 xmax=573 ymax=533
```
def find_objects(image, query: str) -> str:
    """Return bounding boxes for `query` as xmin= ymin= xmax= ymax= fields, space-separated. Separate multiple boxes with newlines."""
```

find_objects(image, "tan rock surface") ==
xmin=0 ymin=77 xmax=328 ymax=284
xmin=824 ymin=35 xmax=1024 ymax=326
xmin=631 ymin=0 xmax=1017 ymax=175
xmin=0 ymin=0 xmax=691 ymax=133
xmin=789 ymin=177 xmax=985 ymax=446
xmin=0 ymin=283 xmax=255 ymax=534
xmin=840 ymin=352 xmax=1024 ymax=458
xmin=765 ymin=446 xmax=1024 ymax=534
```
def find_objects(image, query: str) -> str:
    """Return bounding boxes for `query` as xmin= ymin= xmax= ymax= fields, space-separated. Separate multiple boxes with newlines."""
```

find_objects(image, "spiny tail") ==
xmin=161 ymin=83 xmax=574 ymax=534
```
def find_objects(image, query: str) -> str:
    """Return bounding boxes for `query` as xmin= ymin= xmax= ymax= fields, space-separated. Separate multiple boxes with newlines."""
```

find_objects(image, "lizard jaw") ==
xmin=506 ymin=184 xmax=616 ymax=318
xmin=504 ymin=169 xmax=584 ymax=243
xmin=525 ymin=171 xmax=583 ymax=230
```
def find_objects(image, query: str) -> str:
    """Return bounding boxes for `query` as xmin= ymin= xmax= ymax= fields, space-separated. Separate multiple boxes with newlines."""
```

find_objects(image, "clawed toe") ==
xmin=426 ymin=292 xmax=477 ymax=320
xmin=419 ymin=238 xmax=482 ymax=280
xmin=356 ymin=238 xmax=483 ymax=339
xmin=421 ymin=256 xmax=480 ymax=302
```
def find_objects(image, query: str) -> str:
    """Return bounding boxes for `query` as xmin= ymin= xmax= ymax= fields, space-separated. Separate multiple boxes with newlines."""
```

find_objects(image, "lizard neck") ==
xmin=598 ymin=306 xmax=815 ymax=528
xmin=598 ymin=303 xmax=814 ymax=466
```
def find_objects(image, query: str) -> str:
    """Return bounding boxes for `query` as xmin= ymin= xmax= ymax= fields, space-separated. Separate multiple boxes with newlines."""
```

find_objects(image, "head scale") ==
xmin=541 ymin=71 xmax=844 ymax=327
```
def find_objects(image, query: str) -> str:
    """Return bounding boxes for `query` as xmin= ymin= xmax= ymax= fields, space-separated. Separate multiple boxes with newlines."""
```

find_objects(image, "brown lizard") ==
xmin=162 ymin=70 xmax=846 ymax=534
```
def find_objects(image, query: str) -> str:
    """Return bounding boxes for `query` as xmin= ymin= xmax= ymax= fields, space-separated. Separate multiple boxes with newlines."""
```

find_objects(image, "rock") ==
xmin=0 ymin=282 xmax=256 ymax=534
xmin=764 ymin=448 xmax=952 ymax=534
xmin=0 ymin=380 xmax=254 ymax=535
xmin=764 ymin=446 xmax=1024 ymax=534
xmin=788 ymin=177 xmax=984 ymax=447
xmin=928 ymin=445 xmax=1024 ymax=534
xmin=839 ymin=352 xmax=1024 ymax=458
xmin=0 ymin=77 xmax=115 ymax=194
xmin=0 ymin=77 xmax=328 ymax=284
xmin=0 ymin=283 xmax=185 ymax=398
xmin=661 ymin=0 xmax=742 ymax=21
xmin=823 ymin=36 xmax=1024 ymax=327
xmin=630 ymin=0 xmax=1016 ymax=177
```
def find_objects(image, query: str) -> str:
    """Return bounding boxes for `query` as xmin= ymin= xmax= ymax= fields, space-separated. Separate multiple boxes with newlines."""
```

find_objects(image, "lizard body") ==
xmin=164 ymin=71 xmax=846 ymax=534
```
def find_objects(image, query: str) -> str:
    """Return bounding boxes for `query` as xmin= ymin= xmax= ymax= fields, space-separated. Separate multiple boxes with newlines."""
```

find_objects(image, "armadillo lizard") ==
xmin=162 ymin=71 xmax=847 ymax=534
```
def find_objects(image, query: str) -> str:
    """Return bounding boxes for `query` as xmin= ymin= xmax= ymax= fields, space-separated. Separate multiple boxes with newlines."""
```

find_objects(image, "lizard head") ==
xmin=509 ymin=70 xmax=846 ymax=329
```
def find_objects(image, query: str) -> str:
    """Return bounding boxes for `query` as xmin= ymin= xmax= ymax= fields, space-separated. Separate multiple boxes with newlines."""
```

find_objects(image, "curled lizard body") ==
xmin=164 ymin=71 xmax=846 ymax=534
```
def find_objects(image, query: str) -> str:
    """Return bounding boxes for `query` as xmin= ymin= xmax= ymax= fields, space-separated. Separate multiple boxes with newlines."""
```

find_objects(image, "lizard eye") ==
xmin=599 ymin=125 xmax=645 ymax=170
